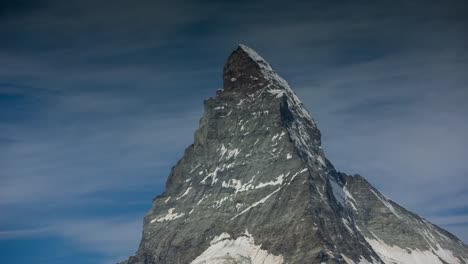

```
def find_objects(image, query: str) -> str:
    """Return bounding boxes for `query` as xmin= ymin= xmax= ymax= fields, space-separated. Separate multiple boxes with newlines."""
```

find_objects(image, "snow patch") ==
xmin=329 ymin=179 xmax=358 ymax=210
xmin=201 ymin=167 xmax=222 ymax=185
xmin=342 ymin=218 xmax=354 ymax=234
xmin=268 ymin=89 xmax=285 ymax=98
xmin=231 ymin=187 xmax=282 ymax=220
xmin=343 ymin=185 xmax=358 ymax=211
xmin=223 ymin=172 xmax=288 ymax=193
xmin=201 ymin=163 xmax=236 ymax=185
xmin=219 ymin=144 xmax=227 ymax=158
xmin=289 ymin=168 xmax=308 ymax=183
xmin=365 ymin=234 xmax=461 ymax=264
xmin=189 ymin=165 xmax=201 ymax=174
xmin=370 ymin=189 xmax=402 ymax=219
xmin=213 ymin=197 xmax=229 ymax=208
xmin=176 ymin=187 xmax=192 ymax=200
xmin=150 ymin=208 xmax=184 ymax=223
xmin=433 ymin=244 xmax=463 ymax=264
xmin=226 ymin=148 xmax=240 ymax=159
xmin=330 ymin=179 xmax=346 ymax=206
xmin=255 ymin=173 xmax=288 ymax=189
xmin=222 ymin=177 xmax=255 ymax=194
xmin=271 ymin=133 xmax=280 ymax=141
xmin=317 ymin=156 xmax=326 ymax=167
xmin=197 ymin=195 xmax=208 ymax=206
xmin=191 ymin=229 xmax=284 ymax=264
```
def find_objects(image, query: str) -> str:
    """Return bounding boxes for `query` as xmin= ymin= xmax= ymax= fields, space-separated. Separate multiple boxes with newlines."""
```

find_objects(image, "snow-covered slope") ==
xmin=121 ymin=45 xmax=468 ymax=264
xmin=191 ymin=230 xmax=284 ymax=264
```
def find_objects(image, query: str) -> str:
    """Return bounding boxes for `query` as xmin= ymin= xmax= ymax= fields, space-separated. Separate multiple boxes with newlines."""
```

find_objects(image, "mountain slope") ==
xmin=122 ymin=45 xmax=468 ymax=264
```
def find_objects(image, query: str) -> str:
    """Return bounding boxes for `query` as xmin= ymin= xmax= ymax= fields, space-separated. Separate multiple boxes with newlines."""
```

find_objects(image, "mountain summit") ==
xmin=122 ymin=45 xmax=468 ymax=264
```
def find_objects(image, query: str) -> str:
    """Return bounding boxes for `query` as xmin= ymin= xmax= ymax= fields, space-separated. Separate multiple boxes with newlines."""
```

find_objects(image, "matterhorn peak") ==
xmin=222 ymin=44 xmax=290 ymax=97
xmin=122 ymin=46 xmax=468 ymax=264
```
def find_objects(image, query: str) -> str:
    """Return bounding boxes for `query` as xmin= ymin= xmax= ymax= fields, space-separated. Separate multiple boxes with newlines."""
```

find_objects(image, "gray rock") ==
xmin=121 ymin=45 xmax=468 ymax=264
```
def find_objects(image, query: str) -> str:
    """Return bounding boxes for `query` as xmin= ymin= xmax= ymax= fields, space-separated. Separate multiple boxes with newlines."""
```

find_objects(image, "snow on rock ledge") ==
xmin=150 ymin=208 xmax=184 ymax=223
xmin=365 ymin=234 xmax=462 ymax=264
xmin=191 ymin=230 xmax=284 ymax=264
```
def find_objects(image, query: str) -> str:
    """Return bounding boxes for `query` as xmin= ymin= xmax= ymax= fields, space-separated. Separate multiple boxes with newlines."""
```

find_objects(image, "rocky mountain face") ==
xmin=122 ymin=45 xmax=468 ymax=264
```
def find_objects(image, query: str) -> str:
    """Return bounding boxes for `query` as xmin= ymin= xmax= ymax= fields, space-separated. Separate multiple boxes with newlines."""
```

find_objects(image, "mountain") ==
xmin=121 ymin=45 xmax=468 ymax=264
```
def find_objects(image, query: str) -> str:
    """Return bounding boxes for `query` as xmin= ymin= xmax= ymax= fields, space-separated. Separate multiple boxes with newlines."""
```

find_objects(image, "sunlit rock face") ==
xmin=122 ymin=45 xmax=468 ymax=264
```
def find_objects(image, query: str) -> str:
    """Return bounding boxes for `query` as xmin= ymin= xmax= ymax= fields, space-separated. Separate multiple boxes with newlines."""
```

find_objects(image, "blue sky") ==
xmin=0 ymin=0 xmax=467 ymax=263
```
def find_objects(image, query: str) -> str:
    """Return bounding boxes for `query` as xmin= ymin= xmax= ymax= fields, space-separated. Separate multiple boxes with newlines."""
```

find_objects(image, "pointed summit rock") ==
xmin=222 ymin=44 xmax=276 ymax=94
xmin=122 ymin=45 xmax=468 ymax=264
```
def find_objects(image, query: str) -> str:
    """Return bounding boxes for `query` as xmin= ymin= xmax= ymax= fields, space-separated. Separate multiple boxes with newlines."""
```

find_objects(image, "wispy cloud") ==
xmin=431 ymin=215 xmax=468 ymax=226
xmin=0 ymin=106 xmax=201 ymax=206
xmin=0 ymin=216 xmax=141 ymax=263
xmin=52 ymin=217 xmax=142 ymax=260
xmin=0 ymin=227 xmax=51 ymax=240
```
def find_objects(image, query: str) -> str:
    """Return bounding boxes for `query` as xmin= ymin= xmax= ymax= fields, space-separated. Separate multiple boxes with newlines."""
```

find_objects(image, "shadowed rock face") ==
xmin=122 ymin=45 xmax=468 ymax=264
xmin=222 ymin=45 xmax=266 ymax=94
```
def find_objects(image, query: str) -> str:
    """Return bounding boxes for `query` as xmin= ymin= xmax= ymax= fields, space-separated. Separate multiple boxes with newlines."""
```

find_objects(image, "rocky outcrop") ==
xmin=122 ymin=45 xmax=468 ymax=264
